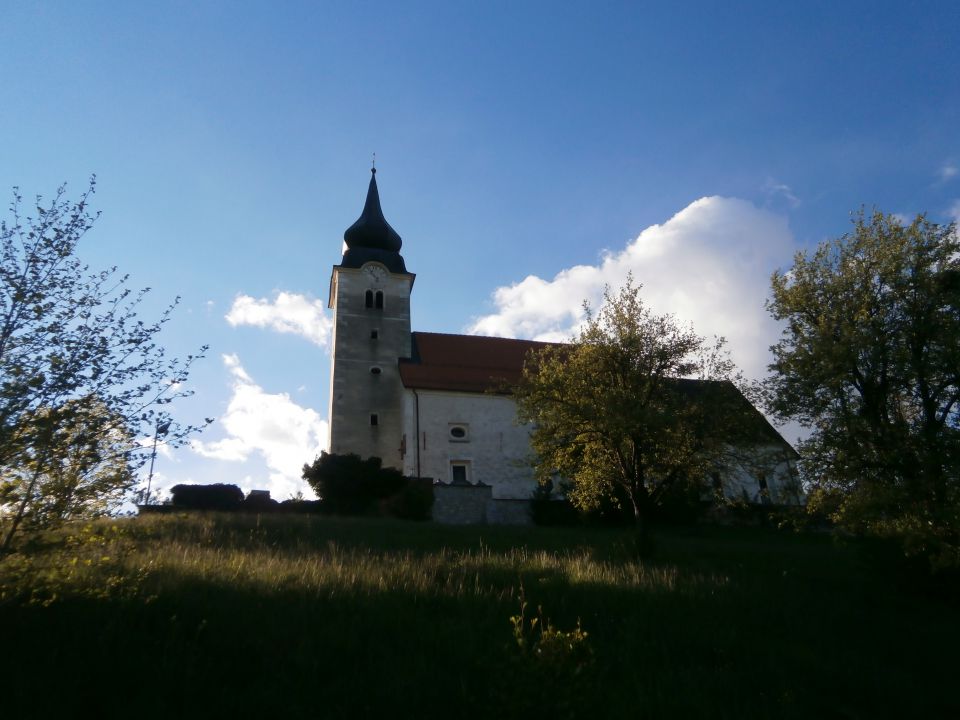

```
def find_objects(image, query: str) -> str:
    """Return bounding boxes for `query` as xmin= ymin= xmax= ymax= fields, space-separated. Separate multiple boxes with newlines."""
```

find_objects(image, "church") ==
xmin=327 ymin=169 xmax=801 ymax=523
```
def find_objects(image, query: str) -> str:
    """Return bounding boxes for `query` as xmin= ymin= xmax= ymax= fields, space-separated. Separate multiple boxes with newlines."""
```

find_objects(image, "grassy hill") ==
xmin=1 ymin=514 xmax=956 ymax=719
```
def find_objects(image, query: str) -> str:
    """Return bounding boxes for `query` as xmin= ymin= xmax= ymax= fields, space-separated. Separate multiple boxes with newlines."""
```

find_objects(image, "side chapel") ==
xmin=327 ymin=169 xmax=800 ymax=523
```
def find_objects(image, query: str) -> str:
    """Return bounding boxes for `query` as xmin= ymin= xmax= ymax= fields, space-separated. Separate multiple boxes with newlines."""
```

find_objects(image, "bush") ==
xmin=278 ymin=499 xmax=324 ymax=514
xmin=500 ymin=589 xmax=593 ymax=717
xmin=382 ymin=477 xmax=434 ymax=521
xmin=170 ymin=484 xmax=243 ymax=511
xmin=241 ymin=490 xmax=279 ymax=513
xmin=649 ymin=480 xmax=708 ymax=524
xmin=530 ymin=481 xmax=581 ymax=526
xmin=302 ymin=452 xmax=405 ymax=516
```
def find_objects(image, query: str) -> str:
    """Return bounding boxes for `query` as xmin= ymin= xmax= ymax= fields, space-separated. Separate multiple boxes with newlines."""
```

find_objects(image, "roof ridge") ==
xmin=412 ymin=330 xmax=558 ymax=345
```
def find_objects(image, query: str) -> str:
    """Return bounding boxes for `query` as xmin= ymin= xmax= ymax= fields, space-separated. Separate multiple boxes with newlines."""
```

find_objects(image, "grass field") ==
xmin=1 ymin=514 xmax=956 ymax=719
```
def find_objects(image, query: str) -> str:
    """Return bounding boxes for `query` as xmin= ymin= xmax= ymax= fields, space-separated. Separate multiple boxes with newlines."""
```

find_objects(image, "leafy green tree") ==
xmin=0 ymin=398 xmax=134 ymax=533
xmin=0 ymin=179 xmax=208 ymax=550
xmin=514 ymin=278 xmax=750 ymax=548
xmin=766 ymin=210 xmax=959 ymax=567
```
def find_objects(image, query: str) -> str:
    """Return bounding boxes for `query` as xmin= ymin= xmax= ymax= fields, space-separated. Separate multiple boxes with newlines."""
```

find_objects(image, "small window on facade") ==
xmin=365 ymin=290 xmax=374 ymax=308
xmin=449 ymin=425 xmax=468 ymax=441
xmin=450 ymin=462 xmax=469 ymax=485
xmin=370 ymin=329 xmax=379 ymax=340
xmin=374 ymin=290 xmax=384 ymax=309
xmin=758 ymin=474 xmax=772 ymax=505
xmin=369 ymin=413 xmax=379 ymax=426
xmin=370 ymin=366 xmax=382 ymax=375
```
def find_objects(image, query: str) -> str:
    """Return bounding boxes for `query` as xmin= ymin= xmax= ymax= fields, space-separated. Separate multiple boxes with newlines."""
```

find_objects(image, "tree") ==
xmin=0 ymin=398 xmax=134 ymax=532
xmin=766 ymin=210 xmax=959 ymax=567
xmin=0 ymin=179 xmax=208 ymax=550
xmin=514 ymin=278 xmax=748 ymax=548
xmin=302 ymin=451 xmax=406 ymax=515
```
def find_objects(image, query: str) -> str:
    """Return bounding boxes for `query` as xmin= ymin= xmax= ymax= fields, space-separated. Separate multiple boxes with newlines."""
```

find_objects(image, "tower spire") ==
xmin=343 ymin=166 xmax=402 ymax=252
xmin=338 ymin=165 xmax=407 ymax=274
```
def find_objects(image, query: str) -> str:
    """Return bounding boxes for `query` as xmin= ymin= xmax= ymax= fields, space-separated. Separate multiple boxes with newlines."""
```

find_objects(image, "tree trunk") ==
xmin=629 ymin=491 xmax=655 ymax=559
xmin=1 ymin=463 xmax=45 ymax=553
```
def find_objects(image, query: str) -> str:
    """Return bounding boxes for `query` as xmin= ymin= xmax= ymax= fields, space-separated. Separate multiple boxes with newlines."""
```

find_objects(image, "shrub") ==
xmin=302 ymin=452 xmax=405 ymax=516
xmin=170 ymin=483 xmax=243 ymax=511
xmin=500 ymin=588 xmax=593 ymax=718
xmin=278 ymin=499 xmax=324 ymax=514
xmin=530 ymin=481 xmax=580 ymax=526
xmin=382 ymin=477 xmax=434 ymax=521
xmin=241 ymin=490 xmax=279 ymax=513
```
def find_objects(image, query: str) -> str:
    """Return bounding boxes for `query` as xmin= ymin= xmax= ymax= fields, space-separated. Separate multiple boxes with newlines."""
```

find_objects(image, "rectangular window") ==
xmin=450 ymin=462 xmax=469 ymax=485
xmin=758 ymin=474 xmax=772 ymax=505
xmin=370 ymin=413 xmax=379 ymax=427
xmin=370 ymin=329 xmax=379 ymax=339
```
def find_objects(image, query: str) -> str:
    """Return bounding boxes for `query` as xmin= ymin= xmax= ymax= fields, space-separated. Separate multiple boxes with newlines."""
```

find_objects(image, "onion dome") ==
xmin=340 ymin=168 xmax=407 ymax=273
xmin=343 ymin=168 xmax=402 ymax=252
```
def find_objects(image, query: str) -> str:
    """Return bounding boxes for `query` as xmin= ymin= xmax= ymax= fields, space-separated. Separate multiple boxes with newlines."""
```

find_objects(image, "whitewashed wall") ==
xmin=401 ymin=390 xmax=537 ymax=500
xmin=399 ymin=389 xmax=803 ymax=508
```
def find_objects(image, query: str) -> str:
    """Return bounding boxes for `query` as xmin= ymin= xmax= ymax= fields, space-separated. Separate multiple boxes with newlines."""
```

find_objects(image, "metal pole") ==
xmin=144 ymin=420 xmax=169 ymax=506
xmin=145 ymin=425 xmax=159 ymax=506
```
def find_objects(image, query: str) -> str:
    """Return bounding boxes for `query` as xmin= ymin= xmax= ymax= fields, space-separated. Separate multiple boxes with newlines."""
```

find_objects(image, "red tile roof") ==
xmin=398 ymin=332 xmax=554 ymax=393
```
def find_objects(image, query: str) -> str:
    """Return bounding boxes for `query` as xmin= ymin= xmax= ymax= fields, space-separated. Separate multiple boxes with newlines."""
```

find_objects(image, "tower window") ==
xmin=449 ymin=425 xmax=469 ymax=441
xmin=370 ymin=329 xmax=379 ymax=340
xmin=365 ymin=290 xmax=373 ymax=308
xmin=370 ymin=413 xmax=379 ymax=426
xmin=370 ymin=366 xmax=382 ymax=375
xmin=374 ymin=290 xmax=384 ymax=309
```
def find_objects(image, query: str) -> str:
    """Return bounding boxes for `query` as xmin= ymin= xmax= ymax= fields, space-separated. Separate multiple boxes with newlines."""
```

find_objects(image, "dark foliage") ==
xmin=649 ymin=480 xmax=710 ymax=524
xmin=170 ymin=483 xmax=243 ymax=511
xmin=529 ymin=481 xmax=581 ymax=526
xmin=382 ymin=477 xmax=434 ymax=521
xmin=302 ymin=452 xmax=406 ymax=516
xmin=278 ymin=498 xmax=324 ymax=514
xmin=241 ymin=490 xmax=280 ymax=513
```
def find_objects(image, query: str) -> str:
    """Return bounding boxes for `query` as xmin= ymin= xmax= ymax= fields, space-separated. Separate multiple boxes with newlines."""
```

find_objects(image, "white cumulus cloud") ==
xmin=226 ymin=292 xmax=333 ymax=347
xmin=191 ymin=354 xmax=327 ymax=499
xmin=467 ymin=196 xmax=795 ymax=380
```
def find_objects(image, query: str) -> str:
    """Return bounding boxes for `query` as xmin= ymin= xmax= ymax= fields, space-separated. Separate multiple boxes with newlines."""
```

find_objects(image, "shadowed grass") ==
xmin=1 ymin=514 xmax=957 ymax=719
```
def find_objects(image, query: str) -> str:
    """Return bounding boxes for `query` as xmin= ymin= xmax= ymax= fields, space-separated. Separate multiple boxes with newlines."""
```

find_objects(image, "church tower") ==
xmin=327 ymin=168 xmax=414 ymax=469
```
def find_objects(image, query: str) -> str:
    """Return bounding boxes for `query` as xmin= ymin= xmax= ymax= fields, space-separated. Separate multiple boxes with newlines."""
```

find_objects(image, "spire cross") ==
xmin=371 ymin=152 xmax=376 ymax=172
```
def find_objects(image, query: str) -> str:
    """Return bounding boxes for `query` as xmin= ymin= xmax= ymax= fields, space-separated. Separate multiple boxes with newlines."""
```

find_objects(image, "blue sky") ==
xmin=2 ymin=1 xmax=959 ymax=499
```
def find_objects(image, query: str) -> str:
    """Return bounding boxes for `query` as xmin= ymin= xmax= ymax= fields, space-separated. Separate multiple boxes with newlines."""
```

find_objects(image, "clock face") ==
xmin=363 ymin=264 xmax=387 ymax=284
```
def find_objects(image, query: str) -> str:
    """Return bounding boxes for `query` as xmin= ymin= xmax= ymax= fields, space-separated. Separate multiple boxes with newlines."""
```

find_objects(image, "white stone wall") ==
xmin=399 ymin=389 xmax=803 ymax=508
xmin=432 ymin=484 xmax=492 ymax=524
xmin=402 ymin=389 xmax=537 ymax=501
